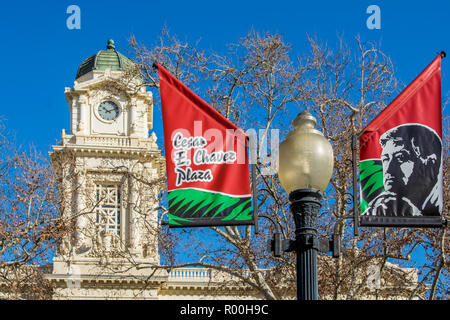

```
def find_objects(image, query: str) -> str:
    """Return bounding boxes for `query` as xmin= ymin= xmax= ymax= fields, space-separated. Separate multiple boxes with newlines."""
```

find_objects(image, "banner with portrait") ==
xmin=359 ymin=54 xmax=444 ymax=227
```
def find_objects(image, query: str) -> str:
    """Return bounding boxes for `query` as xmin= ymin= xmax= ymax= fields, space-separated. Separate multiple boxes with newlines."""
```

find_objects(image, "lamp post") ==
xmin=278 ymin=111 xmax=334 ymax=300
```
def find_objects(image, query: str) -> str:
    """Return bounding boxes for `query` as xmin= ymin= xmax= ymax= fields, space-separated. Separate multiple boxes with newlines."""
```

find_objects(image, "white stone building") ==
xmin=45 ymin=39 xmax=273 ymax=300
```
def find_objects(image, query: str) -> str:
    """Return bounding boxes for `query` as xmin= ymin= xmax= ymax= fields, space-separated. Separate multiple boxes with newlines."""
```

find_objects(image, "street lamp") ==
xmin=278 ymin=111 xmax=334 ymax=300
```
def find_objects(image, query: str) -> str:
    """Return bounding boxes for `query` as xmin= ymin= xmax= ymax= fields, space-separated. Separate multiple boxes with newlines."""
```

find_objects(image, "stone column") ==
xmin=128 ymin=177 xmax=140 ymax=255
xmin=70 ymin=99 xmax=75 ymax=135
xmin=57 ymin=164 xmax=73 ymax=256
xmin=75 ymin=171 xmax=88 ymax=252
xmin=130 ymin=98 xmax=138 ymax=136
xmin=77 ymin=96 xmax=87 ymax=134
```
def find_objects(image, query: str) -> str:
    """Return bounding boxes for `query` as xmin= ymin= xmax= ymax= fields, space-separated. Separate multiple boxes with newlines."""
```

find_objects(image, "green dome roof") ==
xmin=75 ymin=39 xmax=136 ymax=79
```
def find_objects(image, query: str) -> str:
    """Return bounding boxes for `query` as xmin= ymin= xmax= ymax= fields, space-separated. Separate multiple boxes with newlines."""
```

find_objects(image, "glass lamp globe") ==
xmin=278 ymin=111 xmax=334 ymax=194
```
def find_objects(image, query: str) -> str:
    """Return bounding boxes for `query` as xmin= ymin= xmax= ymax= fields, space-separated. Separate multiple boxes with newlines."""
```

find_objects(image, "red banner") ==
xmin=157 ymin=65 xmax=253 ymax=227
xmin=359 ymin=54 xmax=443 ymax=227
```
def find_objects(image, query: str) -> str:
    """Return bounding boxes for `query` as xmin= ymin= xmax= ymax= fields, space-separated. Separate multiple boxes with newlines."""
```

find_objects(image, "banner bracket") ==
xmin=351 ymin=134 xmax=360 ymax=237
xmin=251 ymin=163 xmax=259 ymax=235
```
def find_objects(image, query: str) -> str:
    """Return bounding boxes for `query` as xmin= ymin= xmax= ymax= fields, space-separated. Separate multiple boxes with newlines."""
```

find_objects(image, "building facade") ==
xmin=46 ymin=40 xmax=269 ymax=300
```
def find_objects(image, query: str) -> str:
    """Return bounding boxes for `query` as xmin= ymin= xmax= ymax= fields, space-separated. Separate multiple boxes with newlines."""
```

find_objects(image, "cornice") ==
xmin=52 ymin=143 xmax=158 ymax=153
xmin=48 ymin=273 xmax=168 ymax=288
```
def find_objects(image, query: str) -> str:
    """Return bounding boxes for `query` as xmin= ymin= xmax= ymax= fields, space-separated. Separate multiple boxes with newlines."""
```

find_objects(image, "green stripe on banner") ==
xmin=168 ymin=188 xmax=252 ymax=226
xmin=168 ymin=213 xmax=193 ymax=226
xmin=360 ymin=160 xmax=385 ymax=214
xmin=222 ymin=199 xmax=252 ymax=221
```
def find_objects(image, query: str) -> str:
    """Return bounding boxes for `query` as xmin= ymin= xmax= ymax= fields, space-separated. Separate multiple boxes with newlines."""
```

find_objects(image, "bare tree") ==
xmin=0 ymin=124 xmax=70 ymax=299
xmin=121 ymin=28 xmax=450 ymax=299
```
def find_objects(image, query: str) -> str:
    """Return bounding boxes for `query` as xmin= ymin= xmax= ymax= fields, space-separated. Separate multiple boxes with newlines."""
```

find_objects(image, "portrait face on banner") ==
xmin=363 ymin=124 xmax=442 ymax=218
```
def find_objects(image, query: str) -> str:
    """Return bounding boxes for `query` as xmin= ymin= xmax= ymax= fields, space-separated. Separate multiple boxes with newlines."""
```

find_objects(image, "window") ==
xmin=95 ymin=184 xmax=121 ymax=235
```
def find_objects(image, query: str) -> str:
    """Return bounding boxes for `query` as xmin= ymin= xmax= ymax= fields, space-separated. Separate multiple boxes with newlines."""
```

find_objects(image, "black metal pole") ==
xmin=289 ymin=188 xmax=322 ymax=300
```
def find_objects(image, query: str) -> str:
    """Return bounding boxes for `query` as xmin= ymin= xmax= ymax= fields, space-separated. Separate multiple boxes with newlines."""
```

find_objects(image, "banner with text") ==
xmin=157 ymin=65 xmax=254 ymax=228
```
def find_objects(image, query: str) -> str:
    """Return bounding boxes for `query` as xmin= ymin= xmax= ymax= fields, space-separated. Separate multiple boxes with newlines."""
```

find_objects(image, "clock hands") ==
xmin=101 ymin=106 xmax=114 ymax=114
xmin=99 ymin=101 xmax=118 ymax=120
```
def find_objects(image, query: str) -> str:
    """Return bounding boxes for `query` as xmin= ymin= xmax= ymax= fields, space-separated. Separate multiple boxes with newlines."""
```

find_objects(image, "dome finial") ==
xmin=107 ymin=39 xmax=115 ymax=50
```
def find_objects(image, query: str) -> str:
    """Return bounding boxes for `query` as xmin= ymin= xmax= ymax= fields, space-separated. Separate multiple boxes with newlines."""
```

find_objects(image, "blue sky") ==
xmin=0 ymin=0 xmax=448 ymax=153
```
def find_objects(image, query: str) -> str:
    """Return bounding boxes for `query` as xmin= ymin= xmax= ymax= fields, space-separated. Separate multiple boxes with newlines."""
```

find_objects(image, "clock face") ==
xmin=98 ymin=101 xmax=120 ymax=121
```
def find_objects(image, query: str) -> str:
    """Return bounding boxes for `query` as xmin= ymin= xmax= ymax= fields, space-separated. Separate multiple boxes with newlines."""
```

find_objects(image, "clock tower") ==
xmin=48 ymin=40 xmax=166 ymax=299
